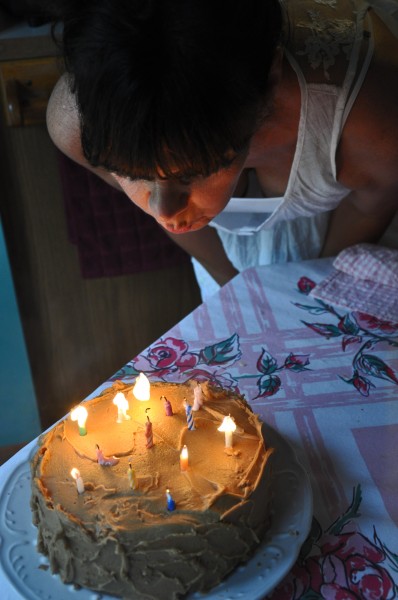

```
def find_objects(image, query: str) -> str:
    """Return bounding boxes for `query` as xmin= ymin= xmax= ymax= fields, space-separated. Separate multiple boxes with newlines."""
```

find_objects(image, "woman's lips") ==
xmin=162 ymin=217 xmax=212 ymax=234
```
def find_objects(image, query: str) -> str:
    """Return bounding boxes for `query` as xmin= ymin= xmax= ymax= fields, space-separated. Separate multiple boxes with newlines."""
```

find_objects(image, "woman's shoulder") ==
xmin=282 ymin=0 xmax=367 ymax=84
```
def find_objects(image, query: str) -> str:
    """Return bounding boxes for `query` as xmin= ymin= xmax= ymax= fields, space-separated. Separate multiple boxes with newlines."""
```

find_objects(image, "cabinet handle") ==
xmin=5 ymin=79 xmax=23 ymax=126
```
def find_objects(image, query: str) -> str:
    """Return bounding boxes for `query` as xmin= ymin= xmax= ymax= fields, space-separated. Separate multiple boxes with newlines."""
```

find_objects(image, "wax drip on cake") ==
xmin=95 ymin=444 xmax=119 ymax=466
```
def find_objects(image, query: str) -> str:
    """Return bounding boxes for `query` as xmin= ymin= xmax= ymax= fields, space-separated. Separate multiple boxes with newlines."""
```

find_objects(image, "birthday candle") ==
xmin=180 ymin=445 xmax=189 ymax=471
xmin=217 ymin=415 xmax=237 ymax=448
xmin=145 ymin=415 xmax=154 ymax=448
xmin=162 ymin=395 xmax=173 ymax=416
xmin=133 ymin=372 xmax=151 ymax=401
xmin=113 ymin=392 xmax=131 ymax=423
xmin=166 ymin=488 xmax=176 ymax=511
xmin=127 ymin=462 xmax=137 ymax=490
xmin=192 ymin=382 xmax=203 ymax=411
xmin=183 ymin=399 xmax=195 ymax=430
xmin=70 ymin=405 xmax=88 ymax=436
xmin=70 ymin=468 xmax=84 ymax=494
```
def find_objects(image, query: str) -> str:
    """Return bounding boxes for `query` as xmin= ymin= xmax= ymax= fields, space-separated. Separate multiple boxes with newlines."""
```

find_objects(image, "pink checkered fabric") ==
xmin=333 ymin=243 xmax=398 ymax=286
xmin=310 ymin=244 xmax=398 ymax=322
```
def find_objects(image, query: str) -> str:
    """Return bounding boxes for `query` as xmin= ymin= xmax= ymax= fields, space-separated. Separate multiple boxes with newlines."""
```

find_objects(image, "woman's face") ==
xmin=113 ymin=152 xmax=247 ymax=234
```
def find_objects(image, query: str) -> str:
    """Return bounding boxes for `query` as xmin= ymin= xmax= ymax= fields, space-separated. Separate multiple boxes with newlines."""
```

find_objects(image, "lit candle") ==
xmin=162 ymin=395 xmax=173 ymax=416
xmin=113 ymin=392 xmax=131 ymax=423
xmin=217 ymin=415 xmax=237 ymax=448
xmin=145 ymin=415 xmax=154 ymax=448
xmin=166 ymin=488 xmax=176 ymax=511
xmin=95 ymin=444 xmax=119 ymax=466
xmin=70 ymin=405 xmax=88 ymax=436
xmin=127 ymin=462 xmax=138 ymax=490
xmin=192 ymin=382 xmax=203 ymax=411
xmin=133 ymin=372 xmax=151 ymax=401
xmin=180 ymin=445 xmax=189 ymax=471
xmin=183 ymin=399 xmax=195 ymax=430
xmin=71 ymin=467 xmax=84 ymax=494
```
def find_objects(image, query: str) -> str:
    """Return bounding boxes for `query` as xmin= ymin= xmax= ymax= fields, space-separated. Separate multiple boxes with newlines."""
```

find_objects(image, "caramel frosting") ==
xmin=30 ymin=382 xmax=274 ymax=599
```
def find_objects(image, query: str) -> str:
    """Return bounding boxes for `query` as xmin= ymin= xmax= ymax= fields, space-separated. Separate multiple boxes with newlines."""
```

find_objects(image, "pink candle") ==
xmin=162 ymin=395 xmax=173 ymax=416
xmin=145 ymin=416 xmax=154 ymax=448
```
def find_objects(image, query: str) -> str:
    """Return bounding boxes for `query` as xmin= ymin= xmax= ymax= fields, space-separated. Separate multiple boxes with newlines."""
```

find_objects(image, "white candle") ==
xmin=180 ymin=445 xmax=189 ymax=471
xmin=71 ymin=467 xmax=84 ymax=494
xmin=70 ymin=405 xmax=88 ymax=436
xmin=113 ymin=392 xmax=131 ymax=423
xmin=217 ymin=415 xmax=237 ymax=448
xmin=133 ymin=372 xmax=151 ymax=401
xmin=192 ymin=382 xmax=203 ymax=411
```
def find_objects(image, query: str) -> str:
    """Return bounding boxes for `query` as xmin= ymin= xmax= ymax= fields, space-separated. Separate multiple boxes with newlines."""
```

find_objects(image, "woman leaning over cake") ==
xmin=45 ymin=0 xmax=398 ymax=296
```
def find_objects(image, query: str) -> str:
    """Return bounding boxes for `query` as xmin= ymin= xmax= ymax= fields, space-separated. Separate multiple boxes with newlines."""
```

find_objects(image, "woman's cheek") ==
xmin=113 ymin=176 xmax=152 ymax=212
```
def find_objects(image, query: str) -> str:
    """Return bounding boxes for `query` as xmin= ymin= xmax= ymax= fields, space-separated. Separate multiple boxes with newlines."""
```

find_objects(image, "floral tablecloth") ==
xmin=1 ymin=257 xmax=397 ymax=600
xmin=110 ymin=257 xmax=398 ymax=600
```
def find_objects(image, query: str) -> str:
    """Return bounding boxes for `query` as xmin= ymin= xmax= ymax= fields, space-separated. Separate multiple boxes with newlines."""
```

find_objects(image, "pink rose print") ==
xmin=119 ymin=334 xmax=244 ymax=389
xmin=127 ymin=334 xmax=308 ymax=399
xmin=134 ymin=337 xmax=198 ymax=377
xmin=311 ymin=532 xmax=396 ymax=600
xmin=298 ymin=276 xmax=316 ymax=295
xmin=268 ymin=487 xmax=397 ymax=600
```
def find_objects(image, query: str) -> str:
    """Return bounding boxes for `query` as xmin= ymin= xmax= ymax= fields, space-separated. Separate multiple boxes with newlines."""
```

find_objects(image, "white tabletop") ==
xmin=1 ymin=257 xmax=397 ymax=599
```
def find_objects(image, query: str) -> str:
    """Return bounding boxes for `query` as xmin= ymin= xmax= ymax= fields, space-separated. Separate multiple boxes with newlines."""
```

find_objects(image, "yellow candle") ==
xmin=180 ymin=445 xmax=189 ymax=471
xmin=127 ymin=462 xmax=137 ymax=490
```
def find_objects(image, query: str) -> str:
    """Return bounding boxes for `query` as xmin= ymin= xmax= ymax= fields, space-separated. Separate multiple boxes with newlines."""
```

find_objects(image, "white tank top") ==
xmin=212 ymin=0 xmax=391 ymax=235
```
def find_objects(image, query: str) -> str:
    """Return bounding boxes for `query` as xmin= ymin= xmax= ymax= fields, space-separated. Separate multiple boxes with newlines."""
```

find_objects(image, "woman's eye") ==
xmin=178 ymin=176 xmax=193 ymax=186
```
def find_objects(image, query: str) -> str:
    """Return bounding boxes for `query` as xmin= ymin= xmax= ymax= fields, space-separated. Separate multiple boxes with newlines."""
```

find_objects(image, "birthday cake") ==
xmin=30 ymin=380 xmax=275 ymax=599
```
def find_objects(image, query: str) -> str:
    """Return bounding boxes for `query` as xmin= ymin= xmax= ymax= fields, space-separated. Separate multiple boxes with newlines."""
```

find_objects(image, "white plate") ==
xmin=0 ymin=425 xmax=312 ymax=600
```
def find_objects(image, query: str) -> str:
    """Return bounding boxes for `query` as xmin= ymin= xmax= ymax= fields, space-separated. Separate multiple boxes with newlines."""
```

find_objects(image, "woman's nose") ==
xmin=149 ymin=181 xmax=189 ymax=221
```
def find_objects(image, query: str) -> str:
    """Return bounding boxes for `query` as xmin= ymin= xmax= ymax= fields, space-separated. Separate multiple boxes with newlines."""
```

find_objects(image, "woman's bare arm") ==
xmin=164 ymin=227 xmax=239 ymax=286
xmin=321 ymin=190 xmax=398 ymax=257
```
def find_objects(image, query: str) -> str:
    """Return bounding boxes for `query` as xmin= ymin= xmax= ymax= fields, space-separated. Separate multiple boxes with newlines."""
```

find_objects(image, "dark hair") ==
xmin=50 ymin=0 xmax=282 ymax=180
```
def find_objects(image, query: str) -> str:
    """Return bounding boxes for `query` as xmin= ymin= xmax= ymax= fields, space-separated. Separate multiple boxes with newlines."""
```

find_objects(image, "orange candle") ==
xmin=180 ymin=445 xmax=189 ymax=471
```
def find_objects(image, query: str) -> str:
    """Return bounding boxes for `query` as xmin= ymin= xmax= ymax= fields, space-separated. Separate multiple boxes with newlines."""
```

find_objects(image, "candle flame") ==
xmin=113 ymin=392 xmax=129 ymax=410
xmin=180 ymin=445 xmax=188 ymax=460
xmin=133 ymin=372 xmax=150 ymax=401
xmin=71 ymin=405 xmax=88 ymax=427
xmin=70 ymin=467 xmax=80 ymax=480
xmin=217 ymin=415 xmax=236 ymax=433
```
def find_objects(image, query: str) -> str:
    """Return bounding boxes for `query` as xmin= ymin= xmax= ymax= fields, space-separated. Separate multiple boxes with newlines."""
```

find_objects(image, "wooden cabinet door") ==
xmin=0 ymin=56 xmax=62 ymax=126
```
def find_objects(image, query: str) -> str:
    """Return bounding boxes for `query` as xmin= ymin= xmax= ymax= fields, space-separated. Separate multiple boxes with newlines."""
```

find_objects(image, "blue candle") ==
xmin=166 ymin=488 xmax=176 ymax=511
